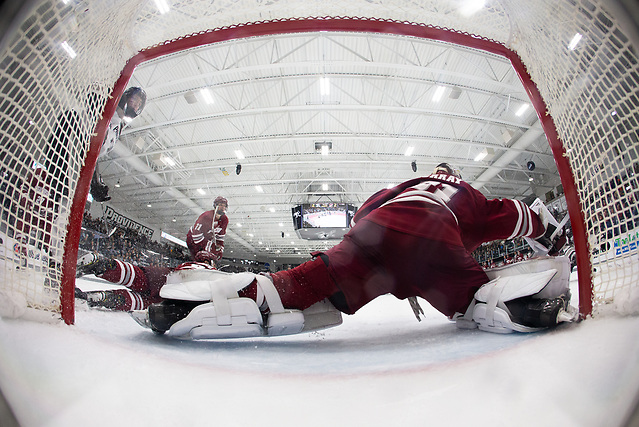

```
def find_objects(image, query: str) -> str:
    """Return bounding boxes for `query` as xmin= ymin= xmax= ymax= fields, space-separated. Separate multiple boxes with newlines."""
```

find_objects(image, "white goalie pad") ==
xmin=475 ymin=270 xmax=558 ymax=305
xmin=301 ymin=299 xmax=343 ymax=332
xmin=168 ymin=299 xmax=265 ymax=339
xmin=456 ymin=258 xmax=576 ymax=334
xmin=484 ymin=256 xmax=571 ymax=299
xmin=152 ymin=270 xmax=343 ymax=340
xmin=161 ymin=270 xmax=256 ymax=301
xmin=471 ymin=304 xmax=543 ymax=334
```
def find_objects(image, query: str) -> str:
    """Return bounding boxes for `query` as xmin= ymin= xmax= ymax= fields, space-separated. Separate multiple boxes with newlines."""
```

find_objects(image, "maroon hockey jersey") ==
xmin=186 ymin=210 xmax=228 ymax=260
xmin=352 ymin=173 xmax=546 ymax=251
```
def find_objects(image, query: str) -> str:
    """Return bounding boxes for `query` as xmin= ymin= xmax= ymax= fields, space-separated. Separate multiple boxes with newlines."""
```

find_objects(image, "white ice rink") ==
xmin=1 ymin=272 xmax=639 ymax=427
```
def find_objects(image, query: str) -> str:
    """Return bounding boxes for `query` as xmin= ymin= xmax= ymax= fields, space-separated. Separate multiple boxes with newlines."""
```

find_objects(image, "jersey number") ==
xmin=414 ymin=182 xmax=459 ymax=203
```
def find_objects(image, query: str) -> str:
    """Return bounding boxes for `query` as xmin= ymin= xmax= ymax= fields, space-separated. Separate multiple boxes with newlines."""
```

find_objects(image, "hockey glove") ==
xmin=195 ymin=250 xmax=219 ymax=264
xmin=90 ymin=179 xmax=110 ymax=202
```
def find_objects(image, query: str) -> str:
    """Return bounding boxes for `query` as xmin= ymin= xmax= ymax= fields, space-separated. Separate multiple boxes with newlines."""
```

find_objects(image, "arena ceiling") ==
xmin=96 ymin=30 xmax=562 ymax=264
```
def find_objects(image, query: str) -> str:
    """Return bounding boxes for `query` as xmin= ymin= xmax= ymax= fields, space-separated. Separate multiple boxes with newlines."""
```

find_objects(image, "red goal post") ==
xmin=1 ymin=1 xmax=636 ymax=324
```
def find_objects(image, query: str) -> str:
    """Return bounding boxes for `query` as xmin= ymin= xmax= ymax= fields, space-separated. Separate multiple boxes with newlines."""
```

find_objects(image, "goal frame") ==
xmin=61 ymin=17 xmax=592 ymax=324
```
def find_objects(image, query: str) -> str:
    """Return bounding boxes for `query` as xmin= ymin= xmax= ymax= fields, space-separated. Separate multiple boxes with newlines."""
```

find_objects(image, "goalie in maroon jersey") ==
xmin=79 ymin=163 xmax=573 ymax=334
xmin=186 ymin=196 xmax=229 ymax=265
xmin=134 ymin=162 xmax=572 ymax=338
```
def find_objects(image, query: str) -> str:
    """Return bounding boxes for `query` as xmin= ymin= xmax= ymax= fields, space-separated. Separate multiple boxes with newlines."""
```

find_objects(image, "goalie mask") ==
xmin=433 ymin=162 xmax=462 ymax=179
xmin=118 ymin=87 xmax=147 ymax=119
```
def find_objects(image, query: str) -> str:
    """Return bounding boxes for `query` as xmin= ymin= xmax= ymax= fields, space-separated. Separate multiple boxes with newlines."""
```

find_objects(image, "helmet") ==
xmin=214 ymin=196 xmax=228 ymax=208
xmin=433 ymin=162 xmax=462 ymax=179
xmin=118 ymin=87 xmax=146 ymax=119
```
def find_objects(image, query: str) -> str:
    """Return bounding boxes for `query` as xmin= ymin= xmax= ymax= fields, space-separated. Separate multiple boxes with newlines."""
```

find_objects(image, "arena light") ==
xmin=153 ymin=0 xmax=170 ymax=14
xmin=255 ymin=185 xmax=264 ymax=193
xmin=61 ymin=41 xmax=76 ymax=59
xmin=515 ymin=103 xmax=529 ymax=116
xmin=200 ymin=87 xmax=214 ymax=104
xmin=459 ymin=0 xmax=485 ymax=16
xmin=234 ymin=149 xmax=245 ymax=159
xmin=160 ymin=154 xmax=176 ymax=167
xmin=319 ymin=77 xmax=330 ymax=96
xmin=474 ymin=148 xmax=494 ymax=161
xmin=404 ymin=146 xmax=414 ymax=156
xmin=568 ymin=33 xmax=582 ymax=50
xmin=432 ymin=85 xmax=446 ymax=102
xmin=474 ymin=150 xmax=487 ymax=161
xmin=196 ymin=188 xmax=205 ymax=195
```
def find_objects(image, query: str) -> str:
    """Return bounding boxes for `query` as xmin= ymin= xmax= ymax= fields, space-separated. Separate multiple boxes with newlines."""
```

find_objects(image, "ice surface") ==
xmin=0 ymin=272 xmax=638 ymax=426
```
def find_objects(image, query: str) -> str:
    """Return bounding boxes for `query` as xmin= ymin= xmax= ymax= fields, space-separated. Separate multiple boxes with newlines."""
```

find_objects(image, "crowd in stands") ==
xmin=79 ymin=213 xmax=190 ymax=268
xmin=471 ymin=237 xmax=533 ymax=269
xmin=80 ymin=208 xmax=572 ymax=274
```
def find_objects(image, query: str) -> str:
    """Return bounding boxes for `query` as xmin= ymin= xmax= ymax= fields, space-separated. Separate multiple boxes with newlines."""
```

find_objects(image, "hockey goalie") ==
xmin=131 ymin=163 xmax=577 ymax=339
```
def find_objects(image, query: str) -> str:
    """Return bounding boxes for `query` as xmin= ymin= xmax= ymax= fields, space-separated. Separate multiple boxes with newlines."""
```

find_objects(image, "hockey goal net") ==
xmin=0 ymin=0 xmax=637 ymax=324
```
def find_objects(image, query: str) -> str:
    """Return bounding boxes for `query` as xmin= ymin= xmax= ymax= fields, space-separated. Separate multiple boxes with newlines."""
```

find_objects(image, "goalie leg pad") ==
xmin=160 ymin=271 xmax=257 ymax=301
xmin=137 ymin=271 xmax=342 ymax=339
xmin=301 ymin=299 xmax=343 ymax=332
xmin=483 ymin=256 xmax=571 ymax=300
xmin=168 ymin=298 xmax=264 ymax=340
xmin=456 ymin=268 xmax=576 ymax=333
xmin=159 ymin=273 xmax=307 ymax=339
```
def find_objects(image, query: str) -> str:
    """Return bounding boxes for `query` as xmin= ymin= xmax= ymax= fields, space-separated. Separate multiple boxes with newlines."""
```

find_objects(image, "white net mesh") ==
xmin=0 ymin=0 xmax=637 ymax=321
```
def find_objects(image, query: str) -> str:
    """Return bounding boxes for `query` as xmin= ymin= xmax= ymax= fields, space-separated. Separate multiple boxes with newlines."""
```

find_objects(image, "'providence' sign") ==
xmin=103 ymin=206 xmax=154 ymax=238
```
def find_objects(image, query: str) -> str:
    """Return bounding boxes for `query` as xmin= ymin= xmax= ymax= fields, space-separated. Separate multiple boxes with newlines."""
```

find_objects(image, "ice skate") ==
xmin=505 ymin=293 xmax=577 ymax=328
xmin=77 ymin=290 xmax=126 ymax=309
xmin=147 ymin=300 xmax=205 ymax=334
xmin=76 ymin=253 xmax=117 ymax=277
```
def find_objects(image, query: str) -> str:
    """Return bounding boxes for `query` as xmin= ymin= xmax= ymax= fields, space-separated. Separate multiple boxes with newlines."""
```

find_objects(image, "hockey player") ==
xmin=74 ymin=194 xmax=227 ymax=311
xmin=75 ymin=254 xmax=217 ymax=311
xmin=128 ymin=163 xmax=573 ymax=339
xmin=14 ymin=165 xmax=55 ymax=247
xmin=91 ymin=86 xmax=146 ymax=202
xmin=186 ymin=196 xmax=229 ymax=265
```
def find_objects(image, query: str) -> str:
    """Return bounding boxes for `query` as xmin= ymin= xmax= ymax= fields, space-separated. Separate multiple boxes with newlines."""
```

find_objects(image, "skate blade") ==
xmin=130 ymin=310 xmax=151 ymax=329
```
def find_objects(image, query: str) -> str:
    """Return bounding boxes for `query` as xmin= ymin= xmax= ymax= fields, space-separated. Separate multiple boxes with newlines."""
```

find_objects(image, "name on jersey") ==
xmin=427 ymin=173 xmax=462 ymax=185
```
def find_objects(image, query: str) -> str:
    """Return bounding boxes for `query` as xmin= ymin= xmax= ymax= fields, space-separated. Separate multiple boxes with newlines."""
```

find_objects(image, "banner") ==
xmin=103 ymin=206 xmax=154 ymax=238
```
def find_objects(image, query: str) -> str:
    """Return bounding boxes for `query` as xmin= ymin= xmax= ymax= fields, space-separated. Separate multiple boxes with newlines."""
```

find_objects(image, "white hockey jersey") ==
xmin=98 ymin=113 xmax=124 ymax=158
